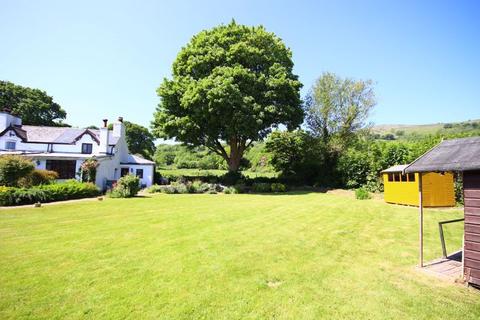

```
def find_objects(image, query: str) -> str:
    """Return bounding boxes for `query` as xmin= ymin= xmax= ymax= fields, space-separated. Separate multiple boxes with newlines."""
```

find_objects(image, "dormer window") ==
xmin=81 ymin=143 xmax=93 ymax=154
xmin=5 ymin=141 xmax=16 ymax=150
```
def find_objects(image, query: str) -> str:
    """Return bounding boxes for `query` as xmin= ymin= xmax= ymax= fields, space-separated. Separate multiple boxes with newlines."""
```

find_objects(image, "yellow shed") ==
xmin=382 ymin=164 xmax=455 ymax=207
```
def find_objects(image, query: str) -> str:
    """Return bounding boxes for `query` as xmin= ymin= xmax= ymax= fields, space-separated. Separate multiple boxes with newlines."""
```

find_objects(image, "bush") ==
xmin=171 ymin=181 xmax=189 ymax=194
xmin=224 ymin=186 xmax=238 ymax=194
xmin=0 ymin=180 xmax=100 ymax=206
xmin=252 ymin=182 xmax=271 ymax=193
xmin=109 ymin=174 xmax=140 ymax=198
xmin=0 ymin=155 xmax=35 ymax=187
xmin=18 ymin=169 xmax=58 ymax=187
xmin=146 ymin=184 xmax=163 ymax=194
xmin=222 ymin=171 xmax=244 ymax=185
xmin=355 ymin=187 xmax=371 ymax=200
xmin=271 ymin=183 xmax=287 ymax=193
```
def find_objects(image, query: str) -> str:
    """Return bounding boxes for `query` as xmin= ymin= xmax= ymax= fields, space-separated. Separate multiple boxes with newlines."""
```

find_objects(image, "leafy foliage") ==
xmin=0 ymin=80 xmax=67 ymax=126
xmin=109 ymin=174 xmax=141 ymax=198
xmin=355 ymin=187 xmax=371 ymax=200
xmin=0 ymin=180 xmax=99 ymax=206
xmin=0 ymin=155 xmax=35 ymax=187
xmin=18 ymin=169 xmax=58 ymax=187
xmin=305 ymin=72 xmax=376 ymax=152
xmin=152 ymin=21 xmax=303 ymax=171
xmin=80 ymin=158 xmax=99 ymax=183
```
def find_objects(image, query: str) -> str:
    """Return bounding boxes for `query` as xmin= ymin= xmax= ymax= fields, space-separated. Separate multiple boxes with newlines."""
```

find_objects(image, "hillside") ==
xmin=372 ymin=118 xmax=480 ymax=140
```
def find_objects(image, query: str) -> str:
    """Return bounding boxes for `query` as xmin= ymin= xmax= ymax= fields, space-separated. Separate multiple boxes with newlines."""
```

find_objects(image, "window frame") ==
xmin=136 ymin=168 xmax=144 ymax=179
xmin=5 ymin=141 xmax=16 ymax=150
xmin=81 ymin=143 xmax=93 ymax=154
xmin=408 ymin=173 xmax=416 ymax=182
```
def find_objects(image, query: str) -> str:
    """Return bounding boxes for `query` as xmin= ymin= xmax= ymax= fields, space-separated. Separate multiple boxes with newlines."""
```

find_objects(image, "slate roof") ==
xmin=404 ymin=137 xmax=480 ymax=173
xmin=3 ymin=125 xmax=119 ymax=145
xmin=120 ymin=154 xmax=155 ymax=165
xmin=381 ymin=164 xmax=408 ymax=173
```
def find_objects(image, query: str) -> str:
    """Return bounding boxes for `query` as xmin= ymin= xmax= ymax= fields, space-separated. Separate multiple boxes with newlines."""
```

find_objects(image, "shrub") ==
xmin=146 ymin=184 xmax=163 ymax=194
xmin=0 ymin=155 xmax=35 ymax=187
xmin=232 ymin=183 xmax=247 ymax=194
xmin=109 ymin=174 xmax=140 ymax=198
xmin=171 ymin=181 xmax=189 ymax=194
xmin=252 ymin=182 xmax=271 ymax=193
xmin=224 ymin=186 xmax=238 ymax=194
xmin=355 ymin=187 xmax=371 ymax=200
xmin=271 ymin=183 xmax=286 ymax=193
xmin=18 ymin=169 xmax=58 ymax=187
xmin=80 ymin=158 xmax=99 ymax=183
xmin=0 ymin=180 xmax=100 ymax=206
xmin=222 ymin=171 xmax=244 ymax=185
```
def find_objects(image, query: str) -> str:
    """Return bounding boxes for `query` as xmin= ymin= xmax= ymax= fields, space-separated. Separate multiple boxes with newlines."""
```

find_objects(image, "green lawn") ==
xmin=1 ymin=193 xmax=478 ymax=319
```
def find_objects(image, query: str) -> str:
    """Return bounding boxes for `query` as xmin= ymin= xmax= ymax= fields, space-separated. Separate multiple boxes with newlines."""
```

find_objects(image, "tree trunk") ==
xmin=227 ymin=138 xmax=243 ymax=172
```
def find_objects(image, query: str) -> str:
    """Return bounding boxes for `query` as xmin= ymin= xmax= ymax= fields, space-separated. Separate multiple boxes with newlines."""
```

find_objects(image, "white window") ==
xmin=5 ymin=141 xmax=16 ymax=150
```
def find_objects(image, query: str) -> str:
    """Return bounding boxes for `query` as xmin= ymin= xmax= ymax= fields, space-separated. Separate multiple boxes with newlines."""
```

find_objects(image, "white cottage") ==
xmin=0 ymin=111 xmax=154 ymax=190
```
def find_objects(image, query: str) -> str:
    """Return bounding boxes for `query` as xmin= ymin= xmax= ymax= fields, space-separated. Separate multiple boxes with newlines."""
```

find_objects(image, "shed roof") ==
xmin=120 ymin=154 xmax=155 ymax=165
xmin=381 ymin=164 xmax=408 ymax=173
xmin=404 ymin=136 xmax=480 ymax=173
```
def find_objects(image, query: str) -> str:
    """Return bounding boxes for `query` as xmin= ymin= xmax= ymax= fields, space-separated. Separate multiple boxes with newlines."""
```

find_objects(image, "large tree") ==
xmin=152 ymin=21 xmax=303 ymax=172
xmin=109 ymin=121 xmax=155 ymax=159
xmin=0 ymin=80 xmax=67 ymax=126
xmin=304 ymin=72 xmax=376 ymax=152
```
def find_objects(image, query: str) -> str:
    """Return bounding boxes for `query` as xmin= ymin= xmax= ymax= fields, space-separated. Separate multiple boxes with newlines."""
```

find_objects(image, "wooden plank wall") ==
xmin=464 ymin=170 xmax=480 ymax=286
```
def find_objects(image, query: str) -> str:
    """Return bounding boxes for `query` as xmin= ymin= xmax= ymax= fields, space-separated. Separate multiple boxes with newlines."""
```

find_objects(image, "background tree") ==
xmin=304 ymin=72 xmax=376 ymax=152
xmin=109 ymin=121 xmax=155 ymax=159
xmin=0 ymin=80 xmax=67 ymax=126
xmin=152 ymin=21 xmax=303 ymax=172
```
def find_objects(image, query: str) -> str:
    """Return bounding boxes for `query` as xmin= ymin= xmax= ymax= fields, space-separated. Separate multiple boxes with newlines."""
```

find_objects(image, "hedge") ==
xmin=0 ymin=180 xmax=100 ymax=206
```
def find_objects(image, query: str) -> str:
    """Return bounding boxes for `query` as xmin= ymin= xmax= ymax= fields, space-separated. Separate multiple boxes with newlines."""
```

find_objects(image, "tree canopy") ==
xmin=152 ymin=21 xmax=303 ymax=172
xmin=109 ymin=121 xmax=155 ymax=159
xmin=0 ymin=81 xmax=67 ymax=126
xmin=304 ymin=72 xmax=376 ymax=152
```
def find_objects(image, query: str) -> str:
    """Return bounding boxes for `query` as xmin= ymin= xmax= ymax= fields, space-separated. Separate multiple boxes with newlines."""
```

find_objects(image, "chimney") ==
xmin=0 ymin=107 xmax=22 ymax=132
xmin=112 ymin=116 xmax=126 ymax=138
xmin=99 ymin=119 xmax=109 ymax=154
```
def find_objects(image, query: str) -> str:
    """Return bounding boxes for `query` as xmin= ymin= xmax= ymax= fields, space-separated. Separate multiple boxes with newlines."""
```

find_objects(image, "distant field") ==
xmin=372 ymin=118 xmax=480 ymax=139
xmin=158 ymin=168 xmax=278 ymax=179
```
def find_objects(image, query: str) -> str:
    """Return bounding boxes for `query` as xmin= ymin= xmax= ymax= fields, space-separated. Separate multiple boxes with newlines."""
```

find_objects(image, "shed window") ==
xmin=46 ymin=160 xmax=76 ymax=179
xmin=401 ymin=174 xmax=407 ymax=182
xmin=394 ymin=173 xmax=400 ymax=182
xmin=408 ymin=173 xmax=415 ymax=182
xmin=136 ymin=169 xmax=144 ymax=179
xmin=82 ymin=143 xmax=93 ymax=154
xmin=388 ymin=173 xmax=393 ymax=182
xmin=5 ymin=141 xmax=16 ymax=150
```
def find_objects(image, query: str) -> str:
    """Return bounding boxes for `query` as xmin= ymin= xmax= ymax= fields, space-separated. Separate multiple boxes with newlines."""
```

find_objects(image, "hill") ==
xmin=372 ymin=119 xmax=480 ymax=140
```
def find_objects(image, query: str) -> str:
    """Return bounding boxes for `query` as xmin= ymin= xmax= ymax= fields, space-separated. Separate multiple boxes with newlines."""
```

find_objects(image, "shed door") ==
xmin=464 ymin=170 xmax=480 ymax=286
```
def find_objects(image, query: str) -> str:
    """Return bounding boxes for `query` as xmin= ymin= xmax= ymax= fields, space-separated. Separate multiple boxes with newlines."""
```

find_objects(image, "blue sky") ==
xmin=1 ymin=0 xmax=478 ymax=129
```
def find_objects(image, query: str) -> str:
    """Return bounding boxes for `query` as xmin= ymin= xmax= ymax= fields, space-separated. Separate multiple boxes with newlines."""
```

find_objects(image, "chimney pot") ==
xmin=103 ymin=119 xmax=108 ymax=127
xmin=118 ymin=116 xmax=123 ymax=123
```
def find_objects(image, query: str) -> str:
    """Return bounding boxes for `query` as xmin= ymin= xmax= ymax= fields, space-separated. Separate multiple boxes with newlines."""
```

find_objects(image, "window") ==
xmin=408 ymin=173 xmax=415 ymax=182
xmin=82 ymin=143 xmax=93 ymax=154
xmin=388 ymin=173 xmax=393 ymax=182
xmin=136 ymin=169 xmax=144 ymax=179
xmin=401 ymin=174 xmax=407 ymax=182
xmin=120 ymin=167 xmax=130 ymax=177
xmin=5 ymin=141 xmax=16 ymax=150
xmin=46 ymin=160 xmax=76 ymax=179
xmin=394 ymin=173 xmax=400 ymax=182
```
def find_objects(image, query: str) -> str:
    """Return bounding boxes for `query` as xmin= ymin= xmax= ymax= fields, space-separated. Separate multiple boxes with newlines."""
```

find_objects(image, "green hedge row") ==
xmin=0 ymin=180 xmax=100 ymax=206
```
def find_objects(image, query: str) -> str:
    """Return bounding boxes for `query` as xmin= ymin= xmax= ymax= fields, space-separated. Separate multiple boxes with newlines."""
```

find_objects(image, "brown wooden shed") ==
xmin=404 ymin=137 xmax=480 ymax=287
